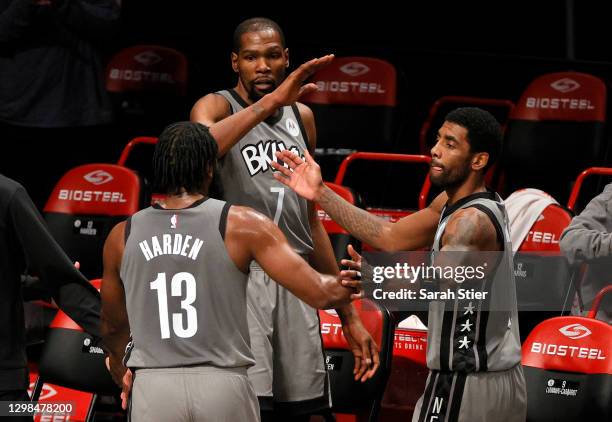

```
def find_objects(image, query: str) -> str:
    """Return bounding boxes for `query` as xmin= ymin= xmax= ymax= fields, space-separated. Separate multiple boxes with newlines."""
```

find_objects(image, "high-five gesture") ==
xmin=194 ymin=54 xmax=334 ymax=157
xmin=268 ymin=55 xmax=335 ymax=107
xmin=271 ymin=149 xmax=325 ymax=201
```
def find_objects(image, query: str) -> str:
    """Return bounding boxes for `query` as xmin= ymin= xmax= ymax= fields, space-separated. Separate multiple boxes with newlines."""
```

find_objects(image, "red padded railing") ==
xmin=334 ymin=152 xmax=431 ymax=210
xmin=586 ymin=285 xmax=612 ymax=319
xmin=117 ymin=136 xmax=158 ymax=166
xmin=567 ymin=167 xmax=612 ymax=211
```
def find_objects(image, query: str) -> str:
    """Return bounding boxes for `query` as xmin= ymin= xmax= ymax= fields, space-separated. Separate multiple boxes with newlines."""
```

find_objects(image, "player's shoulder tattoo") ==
xmin=443 ymin=208 xmax=494 ymax=248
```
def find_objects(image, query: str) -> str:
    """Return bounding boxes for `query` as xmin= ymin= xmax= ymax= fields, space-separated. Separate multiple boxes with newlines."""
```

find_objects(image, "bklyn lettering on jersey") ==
xmin=240 ymin=140 xmax=303 ymax=177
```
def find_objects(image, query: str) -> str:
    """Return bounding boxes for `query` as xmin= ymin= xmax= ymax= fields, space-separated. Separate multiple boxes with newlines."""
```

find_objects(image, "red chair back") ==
xmin=106 ymin=45 xmax=188 ymax=95
xmin=500 ymin=72 xmax=607 ymax=202
xmin=319 ymin=300 xmax=394 ymax=421
xmin=302 ymin=57 xmax=399 ymax=179
xmin=518 ymin=204 xmax=573 ymax=253
xmin=31 ymin=279 xmax=117 ymax=419
xmin=521 ymin=287 xmax=612 ymax=421
xmin=43 ymin=164 xmax=145 ymax=278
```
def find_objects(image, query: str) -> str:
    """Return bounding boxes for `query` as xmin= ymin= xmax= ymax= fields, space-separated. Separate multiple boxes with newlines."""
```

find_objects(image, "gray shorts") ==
xmin=247 ymin=263 xmax=330 ymax=411
xmin=129 ymin=366 xmax=259 ymax=422
xmin=412 ymin=364 xmax=527 ymax=422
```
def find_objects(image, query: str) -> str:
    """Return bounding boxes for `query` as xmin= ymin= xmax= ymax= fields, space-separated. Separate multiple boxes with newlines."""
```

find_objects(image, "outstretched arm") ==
xmin=190 ymin=54 xmax=334 ymax=157
xmin=100 ymin=222 xmax=130 ymax=387
xmin=10 ymin=185 xmax=101 ymax=337
xmin=225 ymin=206 xmax=360 ymax=309
xmin=272 ymin=149 xmax=445 ymax=251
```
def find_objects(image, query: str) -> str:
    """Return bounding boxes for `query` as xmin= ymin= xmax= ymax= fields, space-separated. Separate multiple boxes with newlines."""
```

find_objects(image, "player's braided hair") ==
xmin=153 ymin=121 xmax=218 ymax=195
xmin=233 ymin=17 xmax=286 ymax=52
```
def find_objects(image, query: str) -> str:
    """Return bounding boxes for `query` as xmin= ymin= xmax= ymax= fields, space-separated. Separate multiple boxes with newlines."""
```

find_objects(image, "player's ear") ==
xmin=231 ymin=52 xmax=239 ymax=73
xmin=471 ymin=152 xmax=489 ymax=171
xmin=284 ymin=48 xmax=289 ymax=68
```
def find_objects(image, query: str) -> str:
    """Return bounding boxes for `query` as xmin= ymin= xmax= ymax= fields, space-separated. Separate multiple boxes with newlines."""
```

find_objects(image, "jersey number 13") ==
xmin=150 ymin=272 xmax=198 ymax=339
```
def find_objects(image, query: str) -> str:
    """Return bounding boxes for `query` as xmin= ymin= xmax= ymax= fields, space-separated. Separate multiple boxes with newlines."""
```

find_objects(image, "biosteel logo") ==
xmin=559 ymin=323 xmax=592 ymax=340
xmin=28 ymin=382 xmax=57 ymax=400
xmin=524 ymin=230 xmax=559 ymax=244
xmin=320 ymin=322 xmax=343 ymax=335
xmin=339 ymin=62 xmax=370 ymax=77
xmin=550 ymin=78 xmax=580 ymax=93
xmin=134 ymin=50 xmax=162 ymax=66
xmin=83 ymin=170 xmax=114 ymax=186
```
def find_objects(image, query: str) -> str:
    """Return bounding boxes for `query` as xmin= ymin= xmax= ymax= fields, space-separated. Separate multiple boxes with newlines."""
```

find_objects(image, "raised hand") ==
xmin=341 ymin=244 xmax=363 ymax=273
xmin=268 ymin=54 xmax=334 ymax=107
xmin=271 ymin=149 xmax=324 ymax=201
xmin=339 ymin=244 xmax=364 ymax=300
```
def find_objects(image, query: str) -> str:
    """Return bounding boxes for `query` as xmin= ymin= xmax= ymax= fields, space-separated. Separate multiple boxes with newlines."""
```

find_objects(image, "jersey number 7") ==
xmin=271 ymin=187 xmax=285 ymax=225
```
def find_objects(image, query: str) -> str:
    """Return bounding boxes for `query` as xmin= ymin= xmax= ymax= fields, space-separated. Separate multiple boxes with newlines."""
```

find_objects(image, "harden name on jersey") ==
xmin=138 ymin=233 xmax=204 ymax=262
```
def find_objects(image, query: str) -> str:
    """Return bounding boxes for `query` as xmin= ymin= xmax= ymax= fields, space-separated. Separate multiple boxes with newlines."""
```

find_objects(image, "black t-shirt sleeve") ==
xmin=9 ymin=186 xmax=101 ymax=339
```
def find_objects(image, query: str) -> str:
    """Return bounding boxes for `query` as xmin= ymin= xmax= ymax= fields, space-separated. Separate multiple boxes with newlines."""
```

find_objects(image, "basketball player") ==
xmin=273 ymin=107 xmax=528 ymax=422
xmin=190 ymin=17 xmax=378 ymax=420
xmin=101 ymin=122 xmax=362 ymax=421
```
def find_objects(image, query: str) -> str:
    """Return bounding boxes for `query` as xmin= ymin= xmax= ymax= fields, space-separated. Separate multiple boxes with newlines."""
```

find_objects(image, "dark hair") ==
xmin=445 ymin=107 xmax=502 ymax=170
xmin=233 ymin=17 xmax=285 ymax=53
xmin=152 ymin=122 xmax=218 ymax=195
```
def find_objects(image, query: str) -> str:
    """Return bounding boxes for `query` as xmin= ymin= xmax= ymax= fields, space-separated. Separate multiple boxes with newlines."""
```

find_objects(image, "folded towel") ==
xmin=398 ymin=314 xmax=428 ymax=330
xmin=505 ymin=188 xmax=559 ymax=253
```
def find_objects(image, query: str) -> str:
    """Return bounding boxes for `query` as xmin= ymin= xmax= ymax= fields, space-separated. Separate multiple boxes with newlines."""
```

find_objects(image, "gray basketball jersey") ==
xmin=215 ymin=89 xmax=313 ymax=255
xmin=121 ymin=198 xmax=254 ymax=369
xmin=426 ymin=191 xmax=522 ymax=372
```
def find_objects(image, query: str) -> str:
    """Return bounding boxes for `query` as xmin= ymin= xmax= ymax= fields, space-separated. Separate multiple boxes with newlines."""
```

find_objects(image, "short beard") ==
xmin=430 ymin=162 xmax=471 ymax=190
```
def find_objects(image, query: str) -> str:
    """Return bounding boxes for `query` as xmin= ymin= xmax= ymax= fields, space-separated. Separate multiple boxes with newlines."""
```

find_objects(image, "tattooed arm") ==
xmin=272 ymin=149 xmax=445 ymax=251
xmin=434 ymin=207 xmax=501 ymax=289
xmin=440 ymin=207 xmax=500 ymax=252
